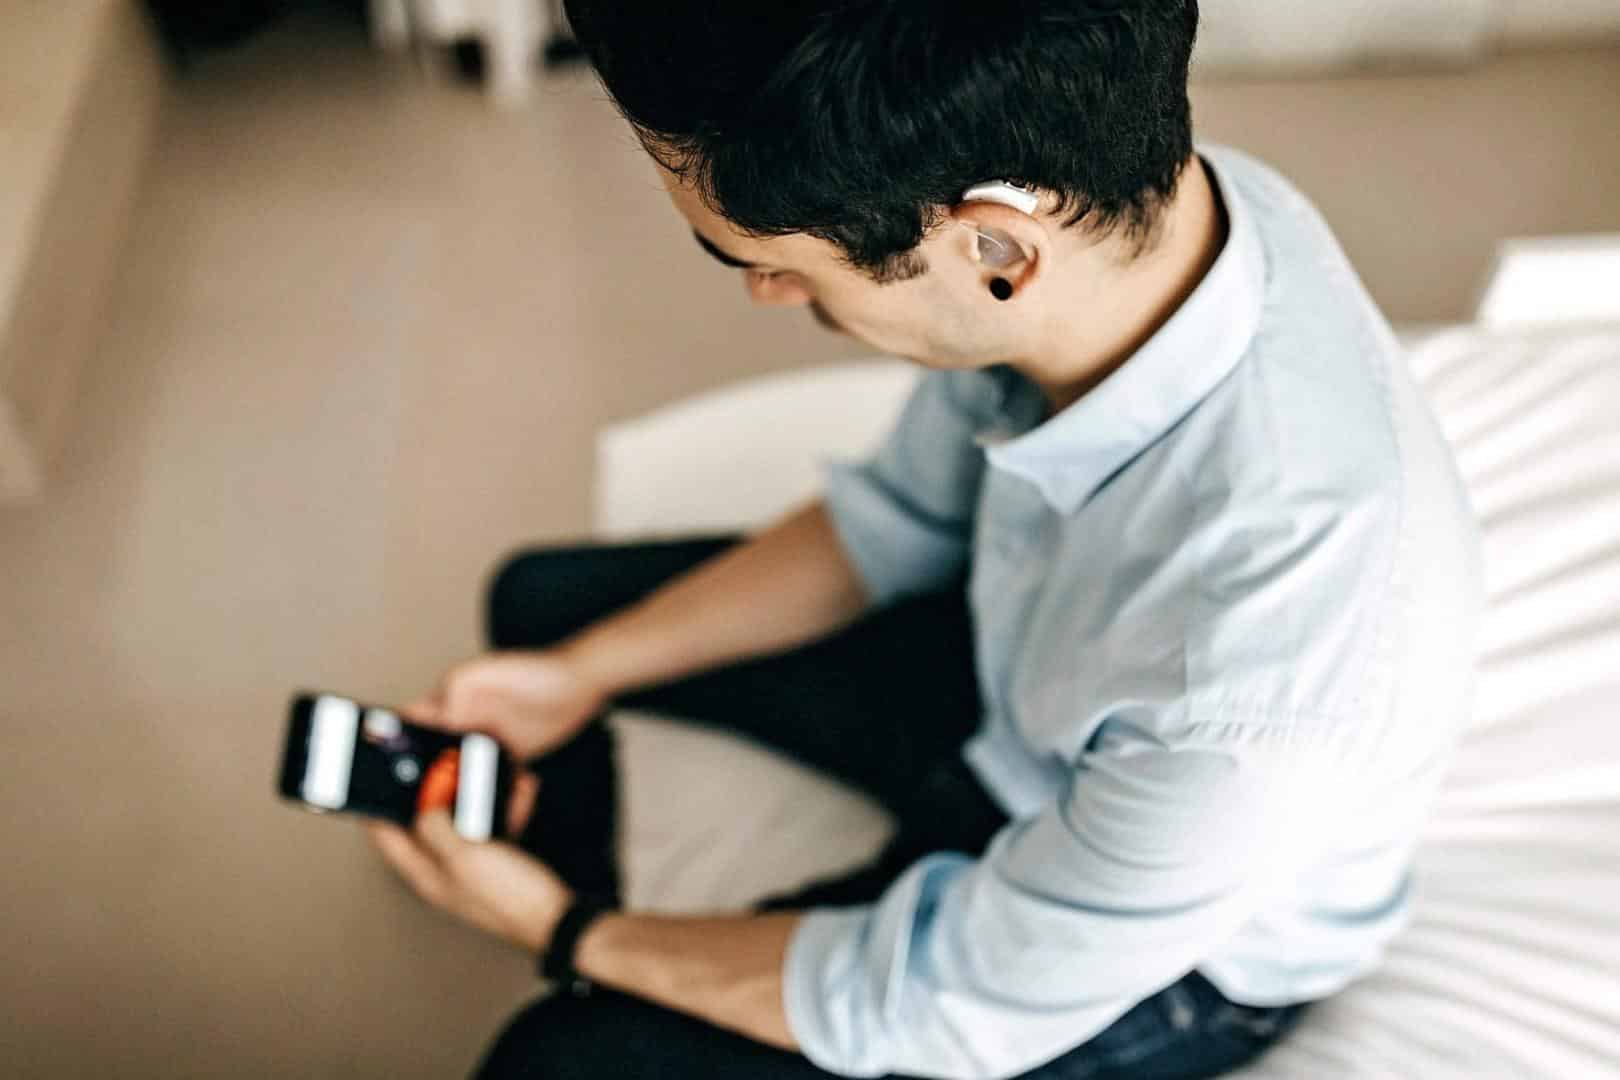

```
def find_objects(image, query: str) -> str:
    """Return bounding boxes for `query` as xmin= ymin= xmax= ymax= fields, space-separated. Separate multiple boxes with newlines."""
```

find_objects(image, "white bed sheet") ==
xmin=597 ymin=325 xmax=1620 ymax=1077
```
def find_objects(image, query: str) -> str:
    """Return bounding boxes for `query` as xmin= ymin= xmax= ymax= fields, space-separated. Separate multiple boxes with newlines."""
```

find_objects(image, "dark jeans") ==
xmin=475 ymin=537 xmax=1308 ymax=1079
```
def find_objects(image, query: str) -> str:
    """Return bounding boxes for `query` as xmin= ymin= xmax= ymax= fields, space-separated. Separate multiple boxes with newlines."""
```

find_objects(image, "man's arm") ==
xmin=374 ymin=721 xmax=1334 ymax=1079
xmin=377 ymin=807 xmax=1045 ymax=1069
xmin=561 ymin=370 xmax=986 ymax=699
xmin=367 ymin=814 xmax=807 ymax=1054
xmin=558 ymin=742 xmax=1307 ymax=1079
xmin=574 ymin=909 xmax=806 ymax=1052
xmin=560 ymin=500 xmax=871 ymax=698
xmin=772 ymin=747 xmax=1333 ymax=1080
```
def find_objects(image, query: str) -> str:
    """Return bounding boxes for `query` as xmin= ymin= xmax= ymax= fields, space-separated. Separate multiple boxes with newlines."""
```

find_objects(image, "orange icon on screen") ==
xmin=416 ymin=748 xmax=460 ymax=816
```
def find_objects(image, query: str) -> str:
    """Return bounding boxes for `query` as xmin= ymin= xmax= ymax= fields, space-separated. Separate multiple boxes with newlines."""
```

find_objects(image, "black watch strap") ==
xmin=539 ymin=892 xmax=617 ymax=995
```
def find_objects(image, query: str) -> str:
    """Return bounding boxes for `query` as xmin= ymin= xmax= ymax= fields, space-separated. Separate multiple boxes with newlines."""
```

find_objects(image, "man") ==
xmin=367 ymin=3 xmax=1484 ymax=1078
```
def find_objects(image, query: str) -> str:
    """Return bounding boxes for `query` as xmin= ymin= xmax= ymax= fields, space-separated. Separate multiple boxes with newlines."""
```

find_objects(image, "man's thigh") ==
xmin=473 ymin=975 xmax=1307 ymax=1080
xmin=488 ymin=537 xmax=985 ymax=830
xmin=1012 ymin=974 xmax=1309 ymax=1080
xmin=474 ymin=986 xmax=833 ymax=1080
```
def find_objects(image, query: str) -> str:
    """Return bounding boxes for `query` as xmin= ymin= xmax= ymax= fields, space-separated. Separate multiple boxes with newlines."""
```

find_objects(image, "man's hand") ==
xmin=409 ymin=648 xmax=609 ymax=763
xmin=367 ymin=810 xmax=575 ymax=953
xmin=372 ymin=811 xmax=805 ymax=1057
xmin=404 ymin=648 xmax=609 ymax=835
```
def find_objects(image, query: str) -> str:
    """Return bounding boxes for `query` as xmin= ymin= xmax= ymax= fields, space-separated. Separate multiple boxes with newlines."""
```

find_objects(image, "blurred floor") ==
xmin=0 ymin=12 xmax=1617 ymax=1078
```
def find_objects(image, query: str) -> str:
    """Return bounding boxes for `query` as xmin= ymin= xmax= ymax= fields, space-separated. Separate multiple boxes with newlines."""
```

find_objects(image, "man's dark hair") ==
xmin=564 ymin=1 xmax=1199 ymax=282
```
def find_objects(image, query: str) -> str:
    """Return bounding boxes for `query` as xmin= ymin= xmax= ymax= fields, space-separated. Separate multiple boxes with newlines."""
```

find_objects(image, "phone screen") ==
xmin=279 ymin=692 xmax=511 ymax=840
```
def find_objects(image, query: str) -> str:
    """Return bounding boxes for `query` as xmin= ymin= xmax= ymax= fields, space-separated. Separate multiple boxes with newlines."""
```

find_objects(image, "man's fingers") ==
xmin=415 ymin=808 xmax=467 ymax=863
xmin=506 ymin=772 xmax=540 ymax=838
xmin=399 ymin=689 xmax=448 ymax=728
xmin=368 ymin=821 xmax=451 ymax=903
xmin=442 ymin=681 xmax=499 ymax=735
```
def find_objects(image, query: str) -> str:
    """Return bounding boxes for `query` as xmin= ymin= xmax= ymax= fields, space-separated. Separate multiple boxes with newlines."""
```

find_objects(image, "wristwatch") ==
xmin=538 ymin=892 xmax=617 ymax=996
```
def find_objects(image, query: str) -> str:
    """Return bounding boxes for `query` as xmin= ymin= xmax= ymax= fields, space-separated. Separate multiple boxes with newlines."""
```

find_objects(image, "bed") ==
xmin=593 ymin=320 xmax=1620 ymax=1077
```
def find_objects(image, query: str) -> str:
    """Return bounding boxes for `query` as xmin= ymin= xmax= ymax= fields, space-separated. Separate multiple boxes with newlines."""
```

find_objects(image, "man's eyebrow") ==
xmin=693 ymin=230 xmax=760 ymax=271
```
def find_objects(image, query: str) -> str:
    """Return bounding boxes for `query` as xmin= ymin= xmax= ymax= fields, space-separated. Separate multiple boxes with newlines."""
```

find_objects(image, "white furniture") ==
xmin=597 ymin=323 xmax=1620 ymax=1075
xmin=1476 ymin=235 xmax=1620 ymax=330
xmin=370 ymin=0 xmax=549 ymax=106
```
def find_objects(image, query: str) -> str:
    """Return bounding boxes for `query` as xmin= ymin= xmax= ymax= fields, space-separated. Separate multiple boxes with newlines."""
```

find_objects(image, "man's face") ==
xmin=660 ymin=166 xmax=1001 ymax=369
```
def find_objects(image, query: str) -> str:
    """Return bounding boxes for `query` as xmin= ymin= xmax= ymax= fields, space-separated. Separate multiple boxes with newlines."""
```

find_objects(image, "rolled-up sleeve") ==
xmin=820 ymin=370 xmax=990 ymax=608
xmin=782 ymin=740 xmax=1330 ymax=1079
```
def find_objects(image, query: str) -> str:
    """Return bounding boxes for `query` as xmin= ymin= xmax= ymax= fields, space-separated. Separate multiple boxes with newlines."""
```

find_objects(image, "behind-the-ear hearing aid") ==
xmin=960 ymin=180 xmax=1040 ymax=215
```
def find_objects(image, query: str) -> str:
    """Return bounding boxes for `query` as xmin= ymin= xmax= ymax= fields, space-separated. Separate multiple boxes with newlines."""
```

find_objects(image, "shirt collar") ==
xmin=979 ymin=151 xmax=1268 ymax=514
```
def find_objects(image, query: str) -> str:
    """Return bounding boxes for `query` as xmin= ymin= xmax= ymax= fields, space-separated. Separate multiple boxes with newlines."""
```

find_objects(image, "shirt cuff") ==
xmin=784 ymin=906 xmax=885 ymax=1078
xmin=782 ymin=853 xmax=976 ymax=1078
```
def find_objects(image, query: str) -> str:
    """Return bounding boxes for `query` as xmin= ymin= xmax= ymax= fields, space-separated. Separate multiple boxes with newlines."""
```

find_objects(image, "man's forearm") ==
xmin=573 ymin=909 xmax=806 ymax=1052
xmin=561 ymin=499 xmax=870 ymax=697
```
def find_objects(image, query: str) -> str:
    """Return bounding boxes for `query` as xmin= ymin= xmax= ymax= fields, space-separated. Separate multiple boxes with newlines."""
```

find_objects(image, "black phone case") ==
xmin=278 ymin=692 xmax=514 ymax=834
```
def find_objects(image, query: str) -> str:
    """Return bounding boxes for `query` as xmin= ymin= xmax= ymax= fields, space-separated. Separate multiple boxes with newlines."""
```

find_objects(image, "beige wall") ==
xmin=1196 ymin=0 xmax=1620 ymax=73
xmin=1194 ymin=44 xmax=1620 ymax=323
xmin=0 ymin=1 xmax=164 ymax=498
xmin=1497 ymin=0 xmax=1620 ymax=42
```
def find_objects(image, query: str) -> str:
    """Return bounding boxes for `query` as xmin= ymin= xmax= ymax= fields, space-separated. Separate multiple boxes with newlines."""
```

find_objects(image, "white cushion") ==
xmin=595 ymin=361 xmax=920 ymax=539
xmin=597 ymin=326 xmax=1620 ymax=1075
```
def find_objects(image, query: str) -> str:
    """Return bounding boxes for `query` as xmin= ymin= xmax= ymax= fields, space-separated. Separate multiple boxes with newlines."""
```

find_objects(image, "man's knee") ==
xmin=473 ymin=989 xmax=726 ymax=1079
xmin=475 ymin=992 xmax=596 ymax=1079
xmin=484 ymin=545 xmax=608 ymax=650
xmin=484 ymin=537 xmax=741 ymax=651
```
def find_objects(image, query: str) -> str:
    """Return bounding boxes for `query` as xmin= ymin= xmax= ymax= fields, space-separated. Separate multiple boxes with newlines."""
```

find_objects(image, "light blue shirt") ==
xmin=786 ymin=145 xmax=1485 ymax=1079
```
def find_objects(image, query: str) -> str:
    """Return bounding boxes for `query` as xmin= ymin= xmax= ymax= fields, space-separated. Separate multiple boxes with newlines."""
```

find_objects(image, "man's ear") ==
xmin=949 ymin=199 xmax=1050 ymax=300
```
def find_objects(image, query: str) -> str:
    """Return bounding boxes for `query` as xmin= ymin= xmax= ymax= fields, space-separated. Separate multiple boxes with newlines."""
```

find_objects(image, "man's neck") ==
xmin=1017 ymin=155 xmax=1230 ymax=418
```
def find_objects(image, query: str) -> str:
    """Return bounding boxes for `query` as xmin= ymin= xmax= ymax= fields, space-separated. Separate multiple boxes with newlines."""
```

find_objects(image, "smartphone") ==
xmin=278 ymin=692 xmax=514 ymax=840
